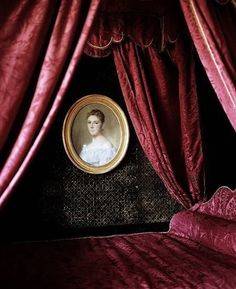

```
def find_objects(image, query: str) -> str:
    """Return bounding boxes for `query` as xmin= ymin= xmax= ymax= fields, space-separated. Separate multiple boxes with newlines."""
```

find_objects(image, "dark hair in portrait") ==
xmin=87 ymin=109 xmax=105 ymax=123
xmin=79 ymin=108 xmax=117 ymax=166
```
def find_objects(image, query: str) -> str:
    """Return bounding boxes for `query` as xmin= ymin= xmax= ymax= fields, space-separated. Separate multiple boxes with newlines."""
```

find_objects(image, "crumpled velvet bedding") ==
xmin=170 ymin=210 xmax=236 ymax=258
xmin=0 ymin=187 xmax=236 ymax=289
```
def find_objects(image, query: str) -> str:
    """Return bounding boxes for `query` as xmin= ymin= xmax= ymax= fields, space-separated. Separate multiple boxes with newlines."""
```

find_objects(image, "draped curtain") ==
xmin=113 ymin=41 xmax=203 ymax=208
xmin=180 ymin=0 xmax=236 ymax=132
xmin=0 ymin=0 xmax=101 ymax=208
xmin=84 ymin=3 xmax=204 ymax=208
xmin=0 ymin=0 xmax=208 ymax=209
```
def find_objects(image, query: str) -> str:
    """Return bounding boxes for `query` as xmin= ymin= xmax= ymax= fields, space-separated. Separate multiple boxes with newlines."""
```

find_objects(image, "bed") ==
xmin=0 ymin=186 xmax=236 ymax=289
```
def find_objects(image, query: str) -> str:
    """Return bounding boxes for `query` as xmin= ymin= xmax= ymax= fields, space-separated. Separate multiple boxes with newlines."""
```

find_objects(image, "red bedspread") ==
xmin=0 ymin=187 xmax=235 ymax=289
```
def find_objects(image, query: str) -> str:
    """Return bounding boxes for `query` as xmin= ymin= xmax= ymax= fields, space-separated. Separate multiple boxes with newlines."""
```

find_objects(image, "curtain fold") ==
xmin=84 ymin=2 xmax=205 ymax=207
xmin=180 ymin=0 xmax=236 ymax=131
xmin=113 ymin=38 xmax=204 ymax=208
xmin=0 ymin=0 xmax=101 ymax=208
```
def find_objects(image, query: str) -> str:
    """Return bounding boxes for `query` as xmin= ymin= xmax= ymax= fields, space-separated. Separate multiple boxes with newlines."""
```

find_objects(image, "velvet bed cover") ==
xmin=0 ymin=186 xmax=235 ymax=289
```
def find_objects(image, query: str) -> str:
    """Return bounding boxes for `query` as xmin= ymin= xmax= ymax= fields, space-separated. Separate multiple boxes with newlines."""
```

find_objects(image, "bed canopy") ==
xmin=0 ymin=0 xmax=235 ymax=209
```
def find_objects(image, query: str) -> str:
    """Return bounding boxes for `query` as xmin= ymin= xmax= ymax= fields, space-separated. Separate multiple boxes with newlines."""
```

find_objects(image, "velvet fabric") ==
xmin=0 ymin=187 xmax=236 ymax=289
xmin=192 ymin=186 xmax=236 ymax=220
xmin=1 ymin=234 xmax=236 ymax=289
xmin=0 ymin=0 xmax=101 ymax=208
xmin=113 ymin=40 xmax=203 ymax=208
xmin=84 ymin=0 xmax=182 ymax=57
xmin=85 ymin=4 xmax=204 ymax=207
xmin=170 ymin=209 xmax=236 ymax=257
xmin=170 ymin=186 xmax=236 ymax=258
xmin=180 ymin=0 xmax=236 ymax=131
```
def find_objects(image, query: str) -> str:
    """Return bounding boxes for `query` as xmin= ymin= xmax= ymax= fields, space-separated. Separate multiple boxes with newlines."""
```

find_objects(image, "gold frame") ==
xmin=62 ymin=94 xmax=130 ymax=174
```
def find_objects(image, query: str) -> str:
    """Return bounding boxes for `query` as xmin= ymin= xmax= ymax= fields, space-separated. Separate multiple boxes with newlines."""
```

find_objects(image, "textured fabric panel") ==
xmin=192 ymin=186 xmax=236 ymax=220
xmin=113 ymin=39 xmax=204 ymax=208
xmin=170 ymin=210 xmax=236 ymax=257
xmin=0 ymin=0 xmax=101 ymax=208
xmin=84 ymin=0 xmax=182 ymax=57
xmin=0 ymin=179 xmax=236 ymax=289
xmin=1 ymin=216 xmax=236 ymax=288
xmin=180 ymin=0 xmax=236 ymax=131
xmin=36 ymin=122 xmax=181 ymax=230
xmin=170 ymin=187 xmax=236 ymax=257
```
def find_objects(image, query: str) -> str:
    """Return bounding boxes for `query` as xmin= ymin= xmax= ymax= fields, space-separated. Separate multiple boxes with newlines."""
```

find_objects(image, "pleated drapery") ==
xmin=180 ymin=0 xmax=236 ymax=131
xmin=0 ymin=0 xmax=101 ymax=208
xmin=113 ymin=39 xmax=203 ymax=208
xmin=3 ymin=0 xmax=231 ymax=208
xmin=84 ymin=3 xmax=205 ymax=207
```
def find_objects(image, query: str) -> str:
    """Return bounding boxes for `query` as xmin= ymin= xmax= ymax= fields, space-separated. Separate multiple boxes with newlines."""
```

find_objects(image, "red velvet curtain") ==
xmin=0 ymin=0 xmax=101 ymax=208
xmin=180 ymin=0 xmax=236 ymax=132
xmin=84 ymin=3 xmax=204 ymax=207
xmin=113 ymin=39 xmax=203 ymax=208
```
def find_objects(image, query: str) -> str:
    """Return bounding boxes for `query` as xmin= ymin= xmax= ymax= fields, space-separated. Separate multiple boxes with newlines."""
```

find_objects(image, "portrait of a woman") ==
xmin=79 ymin=109 xmax=117 ymax=166
xmin=63 ymin=94 xmax=129 ymax=173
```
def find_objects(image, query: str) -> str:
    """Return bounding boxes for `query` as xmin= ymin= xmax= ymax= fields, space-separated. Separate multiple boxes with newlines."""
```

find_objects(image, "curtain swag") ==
xmin=1 ymin=0 xmax=234 ymax=209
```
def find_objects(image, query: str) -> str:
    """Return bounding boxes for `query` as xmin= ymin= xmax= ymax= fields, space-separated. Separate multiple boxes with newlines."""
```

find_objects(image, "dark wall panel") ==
xmin=0 ymin=55 xmax=182 ymax=241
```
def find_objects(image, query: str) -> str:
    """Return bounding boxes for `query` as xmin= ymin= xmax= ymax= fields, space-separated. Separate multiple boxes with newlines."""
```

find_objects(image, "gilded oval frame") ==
xmin=62 ymin=94 xmax=129 ymax=174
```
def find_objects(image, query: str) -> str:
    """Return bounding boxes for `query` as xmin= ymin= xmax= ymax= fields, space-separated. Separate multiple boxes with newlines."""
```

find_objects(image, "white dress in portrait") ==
xmin=80 ymin=138 xmax=117 ymax=166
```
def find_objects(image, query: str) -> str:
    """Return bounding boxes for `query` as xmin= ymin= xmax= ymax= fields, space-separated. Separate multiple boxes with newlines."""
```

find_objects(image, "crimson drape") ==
xmin=0 ymin=0 xmax=206 ymax=209
xmin=84 ymin=4 xmax=204 ymax=207
xmin=113 ymin=38 xmax=203 ymax=208
xmin=0 ymin=0 xmax=101 ymax=208
xmin=180 ymin=0 xmax=236 ymax=132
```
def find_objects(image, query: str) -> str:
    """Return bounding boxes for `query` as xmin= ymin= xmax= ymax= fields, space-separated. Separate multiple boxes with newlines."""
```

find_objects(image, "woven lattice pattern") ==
xmin=37 ymin=126 xmax=181 ymax=230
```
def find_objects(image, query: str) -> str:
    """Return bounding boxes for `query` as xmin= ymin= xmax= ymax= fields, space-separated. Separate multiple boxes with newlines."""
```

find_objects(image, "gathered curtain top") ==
xmin=84 ymin=1 xmax=184 ymax=57
xmin=84 ymin=0 xmax=233 ymax=57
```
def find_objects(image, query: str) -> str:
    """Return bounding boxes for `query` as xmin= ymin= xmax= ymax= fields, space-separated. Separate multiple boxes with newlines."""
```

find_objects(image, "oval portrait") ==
xmin=62 ymin=94 xmax=129 ymax=174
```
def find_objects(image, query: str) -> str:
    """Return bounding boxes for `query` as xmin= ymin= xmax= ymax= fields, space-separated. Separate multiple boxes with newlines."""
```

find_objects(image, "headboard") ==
xmin=191 ymin=186 xmax=236 ymax=221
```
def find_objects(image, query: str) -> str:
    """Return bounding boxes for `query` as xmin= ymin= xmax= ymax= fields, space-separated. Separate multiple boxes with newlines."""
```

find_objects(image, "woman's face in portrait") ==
xmin=87 ymin=115 xmax=103 ymax=136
